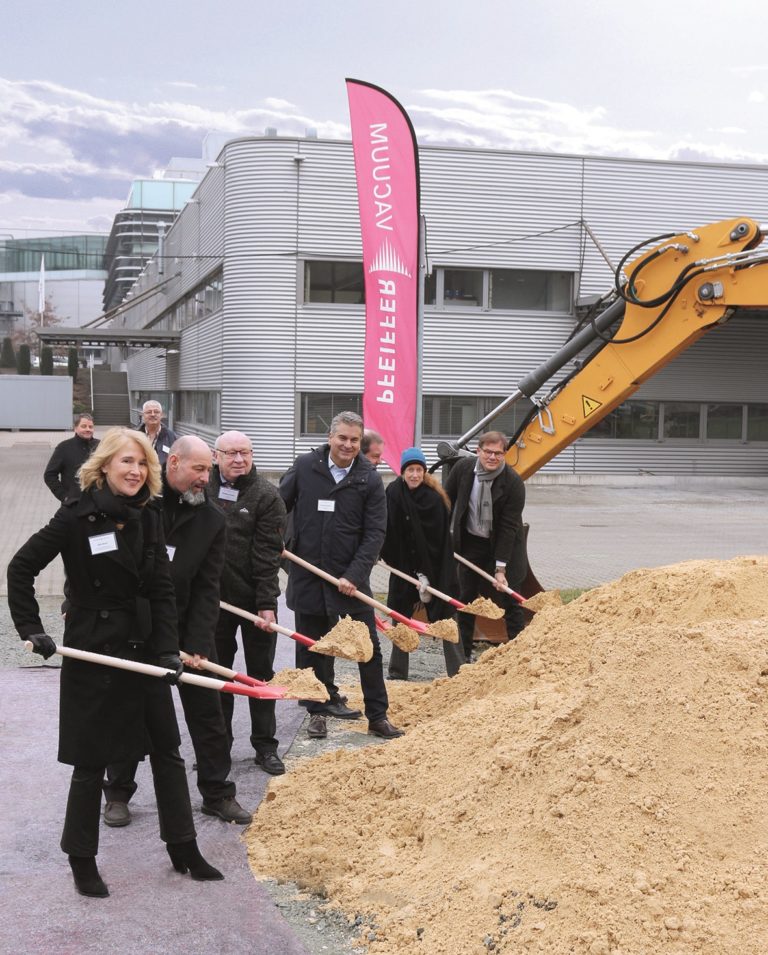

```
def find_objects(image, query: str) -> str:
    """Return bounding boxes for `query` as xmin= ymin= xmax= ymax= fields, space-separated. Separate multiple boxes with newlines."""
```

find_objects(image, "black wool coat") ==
xmin=279 ymin=446 xmax=386 ymax=616
xmin=43 ymin=434 xmax=100 ymax=502
xmin=208 ymin=465 xmax=286 ymax=614
xmin=161 ymin=478 xmax=226 ymax=657
xmin=380 ymin=478 xmax=456 ymax=621
xmin=444 ymin=456 xmax=527 ymax=587
xmin=7 ymin=491 xmax=180 ymax=767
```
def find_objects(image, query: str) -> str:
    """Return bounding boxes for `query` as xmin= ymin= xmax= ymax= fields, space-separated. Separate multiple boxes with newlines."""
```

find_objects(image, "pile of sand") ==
xmin=248 ymin=556 xmax=768 ymax=954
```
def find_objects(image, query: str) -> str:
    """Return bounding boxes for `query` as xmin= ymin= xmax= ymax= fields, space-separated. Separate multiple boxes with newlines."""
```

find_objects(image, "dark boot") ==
xmin=166 ymin=840 xmax=224 ymax=881
xmin=68 ymin=855 xmax=109 ymax=897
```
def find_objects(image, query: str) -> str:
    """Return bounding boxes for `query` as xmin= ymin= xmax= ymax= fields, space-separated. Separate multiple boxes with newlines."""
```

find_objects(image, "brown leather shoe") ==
xmin=368 ymin=718 xmax=404 ymax=739
xmin=307 ymin=714 xmax=327 ymax=738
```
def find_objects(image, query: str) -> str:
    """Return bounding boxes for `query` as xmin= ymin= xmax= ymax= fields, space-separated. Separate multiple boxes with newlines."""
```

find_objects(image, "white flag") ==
xmin=38 ymin=254 xmax=46 ymax=315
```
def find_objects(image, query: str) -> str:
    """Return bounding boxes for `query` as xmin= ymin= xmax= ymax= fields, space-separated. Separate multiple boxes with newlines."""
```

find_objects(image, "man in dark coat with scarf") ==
xmin=279 ymin=410 xmax=403 ymax=741
xmin=444 ymin=430 xmax=527 ymax=661
xmin=210 ymin=430 xmax=288 ymax=775
xmin=103 ymin=435 xmax=251 ymax=826
xmin=43 ymin=413 xmax=100 ymax=503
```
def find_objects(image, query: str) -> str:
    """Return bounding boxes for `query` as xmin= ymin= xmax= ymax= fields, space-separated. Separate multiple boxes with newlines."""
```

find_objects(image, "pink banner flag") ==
xmin=346 ymin=79 xmax=420 ymax=472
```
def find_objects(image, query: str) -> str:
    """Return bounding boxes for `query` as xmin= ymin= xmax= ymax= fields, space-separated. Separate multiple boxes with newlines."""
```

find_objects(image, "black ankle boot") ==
xmin=68 ymin=855 xmax=109 ymax=897
xmin=166 ymin=840 xmax=224 ymax=881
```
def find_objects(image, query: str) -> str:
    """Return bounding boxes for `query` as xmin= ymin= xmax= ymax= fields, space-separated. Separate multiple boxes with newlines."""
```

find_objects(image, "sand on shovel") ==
xmin=384 ymin=622 xmax=420 ymax=652
xmin=270 ymin=668 xmax=330 ymax=702
xmin=425 ymin=618 xmax=460 ymax=643
xmin=309 ymin=615 xmax=373 ymax=662
xmin=460 ymin=596 xmax=505 ymax=619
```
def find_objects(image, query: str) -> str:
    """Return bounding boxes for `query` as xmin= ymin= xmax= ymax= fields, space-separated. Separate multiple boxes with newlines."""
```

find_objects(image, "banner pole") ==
xmin=415 ymin=214 xmax=426 ymax=446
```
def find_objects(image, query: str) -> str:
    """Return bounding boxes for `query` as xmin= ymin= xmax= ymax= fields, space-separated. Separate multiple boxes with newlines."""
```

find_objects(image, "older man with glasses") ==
xmin=444 ymin=430 xmax=527 ymax=662
xmin=210 ymin=431 xmax=288 ymax=776
xmin=137 ymin=400 xmax=177 ymax=465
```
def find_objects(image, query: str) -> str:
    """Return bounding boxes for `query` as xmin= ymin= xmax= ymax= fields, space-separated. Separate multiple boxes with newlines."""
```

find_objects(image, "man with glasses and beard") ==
xmin=210 ymin=431 xmax=287 ymax=776
xmin=444 ymin=431 xmax=527 ymax=663
xmin=104 ymin=435 xmax=251 ymax=827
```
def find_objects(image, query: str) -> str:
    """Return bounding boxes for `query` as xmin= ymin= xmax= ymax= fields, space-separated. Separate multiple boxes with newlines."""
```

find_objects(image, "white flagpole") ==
xmin=38 ymin=254 xmax=46 ymax=325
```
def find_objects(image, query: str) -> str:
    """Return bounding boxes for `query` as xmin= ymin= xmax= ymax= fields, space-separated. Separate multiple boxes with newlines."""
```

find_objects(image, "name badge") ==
xmin=89 ymin=532 xmax=118 ymax=555
xmin=162 ymin=445 xmax=170 ymax=454
xmin=317 ymin=499 xmax=335 ymax=512
xmin=219 ymin=487 xmax=239 ymax=502
xmin=166 ymin=545 xmax=176 ymax=561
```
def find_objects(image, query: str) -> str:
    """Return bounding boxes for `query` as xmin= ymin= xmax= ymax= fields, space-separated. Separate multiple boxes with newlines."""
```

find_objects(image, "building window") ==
xmin=422 ymin=395 xmax=534 ymax=439
xmin=747 ymin=404 xmax=768 ymax=441
xmin=706 ymin=403 xmax=744 ymax=440
xmin=662 ymin=402 xmax=701 ymax=440
xmin=304 ymin=262 xmax=365 ymax=304
xmin=590 ymin=401 xmax=660 ymax=440
xmin=177 ymin=391 xmax=220 ymax=428
xmin=149 ymin=270 xmax=222 ymax=331
xmin=490 ymin=269 xmax=572 ymax=312
xmin=443 ymin=269 xmax=484 ymax=307
xmin=300 ymin=393 xmax=362 ymax=434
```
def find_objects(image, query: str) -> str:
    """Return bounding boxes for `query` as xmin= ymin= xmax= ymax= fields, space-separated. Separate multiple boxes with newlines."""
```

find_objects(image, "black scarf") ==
xmin=91 ymin=483 xmax=150 ymax=523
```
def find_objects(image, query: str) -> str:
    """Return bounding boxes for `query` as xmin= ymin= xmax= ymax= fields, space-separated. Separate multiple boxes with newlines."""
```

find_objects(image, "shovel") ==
xmin=179 ymin=650 xmax=266 ymax=688
xmin=453 ymin=552 xmax=528 ymax=606
xmin=378 ymin=560 xmax=503 ymax=618
xmin=219 ymin=600 xmax=370 ymax=663
xmin=282 ymin=548 xmax=440 ymax=638
xmin=25 ymin=641 xmax=288 ymax=699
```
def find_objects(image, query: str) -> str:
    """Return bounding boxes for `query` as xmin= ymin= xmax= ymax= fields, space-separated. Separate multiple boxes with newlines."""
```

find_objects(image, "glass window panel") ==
xmin=490 ymin=269 xmax=572 ymax=312
xmin=421 ymin=395 xmax=531 ymax=438
xmin=177 ymin=391 xmax=220 ymax=427
xmin=443 ymin=269 xmax=483 ymax=307
xmin=590 ymin=401 xmax=660 ymax=439
xmin=305 ymin=262 xmax=364 ymax=304
xmin=706 ymin=403 xmax=743 ymax=440
xmin=300 ymin=393 xmax=362 ymax=434
xmin=663 ymin=402 xmax=701 ymax=439
xmin=747 ymin=404 xmax=768 ymax=441
xmin=424 ymin=271 xmax=436 ymax=305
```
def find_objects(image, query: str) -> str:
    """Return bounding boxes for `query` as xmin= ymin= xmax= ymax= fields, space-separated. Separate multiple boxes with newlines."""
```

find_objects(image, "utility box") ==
xmin=0 ymin=376 xmax=73 ymax=429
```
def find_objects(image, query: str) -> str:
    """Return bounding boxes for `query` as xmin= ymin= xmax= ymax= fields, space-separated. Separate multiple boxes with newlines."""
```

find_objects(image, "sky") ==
xmin=3 ymin=0 xmax=768 ymax=237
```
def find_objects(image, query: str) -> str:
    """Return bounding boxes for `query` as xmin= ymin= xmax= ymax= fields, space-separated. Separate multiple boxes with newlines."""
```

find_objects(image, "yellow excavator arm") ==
xmin=438 ymin=216 xmax=768 ymax=478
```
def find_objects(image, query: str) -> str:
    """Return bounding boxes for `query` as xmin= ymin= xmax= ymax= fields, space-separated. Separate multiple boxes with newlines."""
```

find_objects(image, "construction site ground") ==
xmin=0 ymin=430 xmax=765 ymax=955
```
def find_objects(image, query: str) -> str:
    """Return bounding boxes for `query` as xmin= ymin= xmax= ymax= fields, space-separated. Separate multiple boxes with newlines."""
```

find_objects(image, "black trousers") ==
xmin=456 ymin=533 xmax=524 ymax=660
xmin=62 ymin=749 xmax=196 ymax=857
xmin=294 ymin=608 xmax=389 ymax=723
xmin=104 ymin=675 xmax=236 ymax=803
xmin=214 ymin=608 xmax=278 ymax=755
xmin=386 ymin=589 xmax=465 ymax=680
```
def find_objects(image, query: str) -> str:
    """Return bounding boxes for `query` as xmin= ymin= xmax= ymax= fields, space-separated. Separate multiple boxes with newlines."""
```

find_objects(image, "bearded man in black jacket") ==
xmin=104 ymin=435 xmax=251 ymax=827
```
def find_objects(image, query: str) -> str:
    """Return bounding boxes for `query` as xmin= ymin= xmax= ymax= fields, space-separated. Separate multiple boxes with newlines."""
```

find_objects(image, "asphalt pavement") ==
xmin=0 ymin=430 xmax=766 ymax=955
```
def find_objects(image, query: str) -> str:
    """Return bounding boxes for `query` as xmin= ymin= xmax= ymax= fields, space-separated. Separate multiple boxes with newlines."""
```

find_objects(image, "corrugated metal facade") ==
xmin=120 ymin=137 xmax=768 ymax=475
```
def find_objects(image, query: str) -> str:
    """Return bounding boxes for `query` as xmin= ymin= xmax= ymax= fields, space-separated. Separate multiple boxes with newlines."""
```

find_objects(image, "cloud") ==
xmin=3 ymin=78 xmax=768 ymax=234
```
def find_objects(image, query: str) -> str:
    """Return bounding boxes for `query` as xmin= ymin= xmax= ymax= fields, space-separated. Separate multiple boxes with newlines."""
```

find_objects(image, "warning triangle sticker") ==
xmin=582 ymin=395 xmax=602 ymax=418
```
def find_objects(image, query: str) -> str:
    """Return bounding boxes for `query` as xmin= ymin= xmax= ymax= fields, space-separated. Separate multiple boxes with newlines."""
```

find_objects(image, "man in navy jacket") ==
xmin=280 ymin=411 xmax=403 ymax=741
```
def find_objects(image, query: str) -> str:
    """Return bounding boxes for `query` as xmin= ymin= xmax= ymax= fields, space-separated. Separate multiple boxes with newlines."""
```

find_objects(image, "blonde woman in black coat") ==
xmin=7 ymin=428 xmax=222 ymax=898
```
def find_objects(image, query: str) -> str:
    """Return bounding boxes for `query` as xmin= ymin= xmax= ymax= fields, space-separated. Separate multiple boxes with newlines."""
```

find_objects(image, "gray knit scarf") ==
xmin=470 ymin=458 xmax=503 ymax=536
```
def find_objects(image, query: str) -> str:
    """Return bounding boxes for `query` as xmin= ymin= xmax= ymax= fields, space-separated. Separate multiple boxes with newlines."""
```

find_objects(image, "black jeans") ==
xmin=63 ymin=749 xmax=196 ymax=857
xmin=294 ymin=608 xmax=389 ymax=723
xmin=104 ymin=675 xmax=236 ymax=804
xmin=214 ymin=608 xmax=278 ymax=755
xmin=456 ymin=533 xmax=524 ymax=660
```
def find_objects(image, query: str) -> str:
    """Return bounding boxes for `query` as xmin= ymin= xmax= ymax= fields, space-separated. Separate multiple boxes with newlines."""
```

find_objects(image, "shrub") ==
xmin=40 ymin=346 xmax=54 ymax=376
xmin=0 ymin=337 xmax=16 ymax=369
xmin=68 ymin=347 xmax=78 ymax=379
xmin=17 ymin=344 xmax=31 ymax=375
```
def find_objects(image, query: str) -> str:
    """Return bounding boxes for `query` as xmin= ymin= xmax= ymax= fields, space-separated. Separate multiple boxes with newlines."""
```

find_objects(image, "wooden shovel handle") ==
xmin=453 ymin=552 xmax=525 ymax=604
xmin=378 ymin=560 xmax=466 ymax=609
xmin=282 ymin=549 xmax=428 ymax=633
xmin=219 ymin=600 xmax=315 ymax=647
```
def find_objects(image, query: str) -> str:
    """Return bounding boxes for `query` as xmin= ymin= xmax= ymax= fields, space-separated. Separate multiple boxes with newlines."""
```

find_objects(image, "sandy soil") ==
xmin=247 ymin=556 xmax=768 ymax=954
